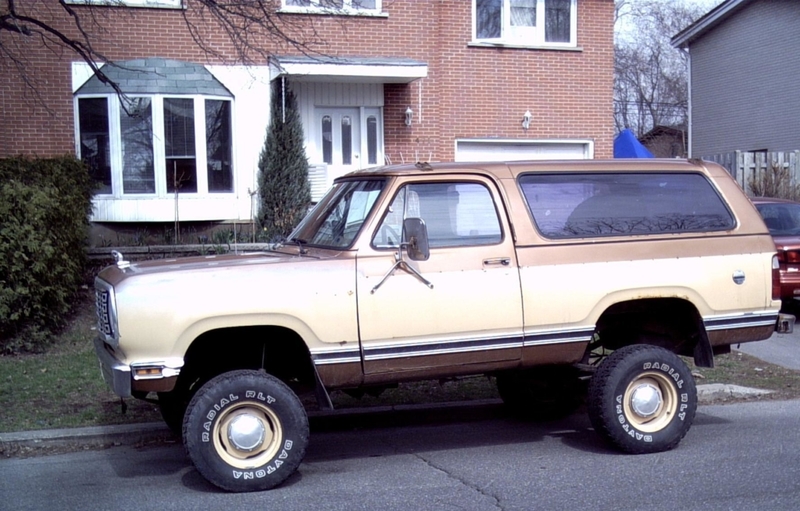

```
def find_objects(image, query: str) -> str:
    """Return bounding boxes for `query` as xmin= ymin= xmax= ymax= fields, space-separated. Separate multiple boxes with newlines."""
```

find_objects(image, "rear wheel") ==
xmin=183 ymin=370 xmax=309 ymax=492
xmin=588 ymin=345 xmax=697 ymax=454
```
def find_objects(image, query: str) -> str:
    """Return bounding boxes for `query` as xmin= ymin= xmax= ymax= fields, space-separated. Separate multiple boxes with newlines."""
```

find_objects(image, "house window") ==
xmin=77 ymin=98 xmax=112 ymax=194
xmin=120 ymin=97 xmax=154 ymax=194
xmin=322 ymin=115 xmax=333 ymax=165
xmin=474 ymin=0 xmax=575 ymax=47
xmin=283 ymin=0 xmax=380 ymax=14
xmin=76 ymin=95 xmax=234 ymax=197
xmin=367 ymin=116 xmax=378 ymax=165
xmin=164 ymin=98 xmax=197 ymax=193
xmin=206 ymin=100 xmax=233 ymax=193
xmin=341 ymin=116 xmax=352 ymax=165
xmin=65 ymin=0 xmax=183 ymax=8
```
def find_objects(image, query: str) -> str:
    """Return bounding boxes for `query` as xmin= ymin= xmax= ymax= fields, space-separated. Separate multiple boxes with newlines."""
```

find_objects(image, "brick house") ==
xmin=1 ymin=0 xmax=614 ymax=230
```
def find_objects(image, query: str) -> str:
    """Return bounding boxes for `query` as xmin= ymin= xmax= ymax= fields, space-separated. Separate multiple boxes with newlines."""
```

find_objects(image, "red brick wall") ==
xmin=0 ymin=0 xmax=614 ymax=159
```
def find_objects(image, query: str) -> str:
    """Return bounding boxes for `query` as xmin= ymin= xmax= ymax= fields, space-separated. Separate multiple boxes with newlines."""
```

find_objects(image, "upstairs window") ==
xmin=283 ymin=0 xmax=381 ymax=14
xmin=474 ymin=0 xmax=576 ymax=47
xmin=65 ymin=0 xmax=183 ymax=8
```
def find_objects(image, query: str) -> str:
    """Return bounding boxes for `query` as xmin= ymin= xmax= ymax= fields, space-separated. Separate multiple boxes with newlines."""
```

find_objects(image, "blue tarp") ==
xmin=614 ymin=129 xmax=654 ymax=158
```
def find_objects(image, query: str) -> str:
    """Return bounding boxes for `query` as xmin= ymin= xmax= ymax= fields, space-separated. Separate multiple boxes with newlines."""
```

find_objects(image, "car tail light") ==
xmin=773 ymin=254 xmax=781 ymax=301
xmin=783 ymin=250 xmax=800 ymax=264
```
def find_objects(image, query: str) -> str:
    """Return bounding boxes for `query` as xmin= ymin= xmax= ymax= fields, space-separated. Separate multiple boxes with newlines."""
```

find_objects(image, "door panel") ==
xmin=356 ymin=178 xmax=524 ymax=377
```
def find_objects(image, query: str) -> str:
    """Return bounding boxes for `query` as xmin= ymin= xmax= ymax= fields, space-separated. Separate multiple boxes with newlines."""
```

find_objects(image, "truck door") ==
xmin=355 ymin=177 xmax=523 ymax=379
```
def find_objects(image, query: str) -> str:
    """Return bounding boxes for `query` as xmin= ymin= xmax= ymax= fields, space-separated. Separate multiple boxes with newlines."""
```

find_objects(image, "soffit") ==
xmin=269 ymin=55 xmax=428 ymax=84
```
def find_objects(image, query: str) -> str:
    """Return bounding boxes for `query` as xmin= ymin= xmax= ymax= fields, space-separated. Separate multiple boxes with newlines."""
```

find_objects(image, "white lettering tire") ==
xmin=588 ymin=345 xmax=697 ymax=454
xmin=183 ymin=370 xmax=309 ymax=492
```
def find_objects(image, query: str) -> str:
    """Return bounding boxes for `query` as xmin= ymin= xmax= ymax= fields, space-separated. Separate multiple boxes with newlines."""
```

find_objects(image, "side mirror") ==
xmin=403 ymin=217 xmax=430 ymax=261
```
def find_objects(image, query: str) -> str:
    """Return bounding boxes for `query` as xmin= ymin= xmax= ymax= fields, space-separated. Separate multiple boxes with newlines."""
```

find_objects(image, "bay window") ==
xmin=474 ymin=0 xmax=576 ymax=47
xmin=77 ymin=94 xmax=234 ymax=197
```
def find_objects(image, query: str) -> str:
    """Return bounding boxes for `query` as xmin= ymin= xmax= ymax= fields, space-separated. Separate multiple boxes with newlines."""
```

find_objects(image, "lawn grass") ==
xmin=2 ymin=289 xmax=799 ymax=434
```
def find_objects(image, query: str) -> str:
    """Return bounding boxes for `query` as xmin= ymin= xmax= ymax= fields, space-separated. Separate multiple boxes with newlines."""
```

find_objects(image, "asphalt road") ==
xmin=3 ymin=399 xmax=800 ymax=511
xmin=735 ymin=328 xmax=800 ymax=370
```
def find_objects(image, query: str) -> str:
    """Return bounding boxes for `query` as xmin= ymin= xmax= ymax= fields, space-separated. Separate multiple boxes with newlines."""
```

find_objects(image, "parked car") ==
xmin=752 ymin=197 xmax=800 ymax=309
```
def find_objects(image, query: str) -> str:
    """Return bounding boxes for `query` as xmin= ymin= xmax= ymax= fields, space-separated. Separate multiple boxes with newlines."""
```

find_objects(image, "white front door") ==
xmin=316 ymin=108 xmax=361 ymax=187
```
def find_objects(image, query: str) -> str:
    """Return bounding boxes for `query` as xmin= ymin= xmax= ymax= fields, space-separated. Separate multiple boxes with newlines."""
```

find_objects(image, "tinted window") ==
xmin=756 ymin=203 xmax=800 ymax=235
xmin=519 ymin=173 xmax=735 ymax=239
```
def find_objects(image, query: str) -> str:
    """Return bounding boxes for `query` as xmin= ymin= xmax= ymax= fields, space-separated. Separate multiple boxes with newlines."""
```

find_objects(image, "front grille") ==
xmin=95 ymin=284 xmax=115 ymax=341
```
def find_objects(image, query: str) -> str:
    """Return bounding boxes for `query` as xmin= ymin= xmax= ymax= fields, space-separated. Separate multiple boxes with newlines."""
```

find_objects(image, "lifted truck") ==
xmin=94 ymin=158 xmax=790 ymax=492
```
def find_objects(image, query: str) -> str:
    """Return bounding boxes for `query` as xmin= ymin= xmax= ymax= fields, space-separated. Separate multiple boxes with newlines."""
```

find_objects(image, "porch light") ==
xmin=522 ymin=110 xmax=532 ymax=130
xmin=405 ymin=106 xmax=413 ymax=126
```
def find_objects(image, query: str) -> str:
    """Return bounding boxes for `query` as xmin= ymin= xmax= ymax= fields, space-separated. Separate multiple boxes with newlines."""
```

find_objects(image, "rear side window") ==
xmin=518 ymin=173 xmax=735 ymax=239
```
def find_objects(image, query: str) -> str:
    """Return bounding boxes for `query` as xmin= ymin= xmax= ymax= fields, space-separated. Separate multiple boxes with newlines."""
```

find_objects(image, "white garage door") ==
xmin=455 ymin=140 xmax=591 ymax=162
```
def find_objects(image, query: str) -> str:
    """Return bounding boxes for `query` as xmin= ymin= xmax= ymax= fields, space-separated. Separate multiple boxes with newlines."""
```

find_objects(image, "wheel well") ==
xmin=178 ymin=326 xmax=317 ymax=396
xmin=594 ymin=298 xmax=711 ymax=365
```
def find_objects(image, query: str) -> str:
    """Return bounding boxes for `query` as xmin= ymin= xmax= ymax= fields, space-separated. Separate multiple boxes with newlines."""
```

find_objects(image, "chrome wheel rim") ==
xmin=213 ymin=402 xmax=283 ymax=468
xmin=622 ymin=371 xmax=678 ymax=433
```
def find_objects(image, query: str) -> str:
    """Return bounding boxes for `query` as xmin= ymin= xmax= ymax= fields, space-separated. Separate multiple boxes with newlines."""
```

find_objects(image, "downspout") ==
xmin=679 ymin=46 xmax=693 ymax=158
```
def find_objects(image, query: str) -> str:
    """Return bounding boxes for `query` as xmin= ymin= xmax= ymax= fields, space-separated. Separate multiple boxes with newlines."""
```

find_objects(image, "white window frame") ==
xmin=65 ymin=0 xmax=183 ymax=9
xmin=280 ymin=0 xmax=384 ymax=16
xmin=472 ymin=0 xmax=577 ymax=49
xmin=74 ymin=93 xmax=235 ymax=198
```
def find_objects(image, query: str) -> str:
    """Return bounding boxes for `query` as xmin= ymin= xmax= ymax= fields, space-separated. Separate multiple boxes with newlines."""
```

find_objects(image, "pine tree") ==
xmin=256 ymin=79 xmax=311 ymax=242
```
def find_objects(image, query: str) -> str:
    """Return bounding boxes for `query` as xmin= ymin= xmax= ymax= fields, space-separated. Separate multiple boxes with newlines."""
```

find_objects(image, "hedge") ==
xmin=0 ymin=156 xmax=95 ymax=354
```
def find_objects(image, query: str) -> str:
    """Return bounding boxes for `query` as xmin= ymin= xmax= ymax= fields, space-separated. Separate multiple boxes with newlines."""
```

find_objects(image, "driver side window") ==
xmin=372 ymin=182 xmax=502 ymax=249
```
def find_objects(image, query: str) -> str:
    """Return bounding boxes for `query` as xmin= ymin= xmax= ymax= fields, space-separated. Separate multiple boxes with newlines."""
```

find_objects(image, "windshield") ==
xmin=289 ymin=179 xmax=386 ymax=248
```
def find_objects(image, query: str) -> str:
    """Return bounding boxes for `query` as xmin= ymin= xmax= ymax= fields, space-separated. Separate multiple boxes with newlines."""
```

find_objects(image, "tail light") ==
xmin=783 ymin=249 xmax=800 ymax=264
xmin=772 ymin=254 xmax=781 ymax=301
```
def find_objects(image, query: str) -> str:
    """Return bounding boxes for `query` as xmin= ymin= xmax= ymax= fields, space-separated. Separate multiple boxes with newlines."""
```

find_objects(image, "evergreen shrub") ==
xmin=0 ymin=156 xmax=94 ymax=353
xmin=256 ymin=80 xmax=312 ymax=242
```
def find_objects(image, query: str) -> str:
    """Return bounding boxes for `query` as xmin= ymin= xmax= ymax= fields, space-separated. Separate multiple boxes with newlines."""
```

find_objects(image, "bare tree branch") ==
xmin=0 ymin=0 xmax=326 ymax=111
xmin=613 ymin=0 xmax=708 ymax=137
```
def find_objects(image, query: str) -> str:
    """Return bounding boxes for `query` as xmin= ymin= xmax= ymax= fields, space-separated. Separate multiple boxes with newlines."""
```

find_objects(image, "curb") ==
xmin=0 ymin=386 xmax=772 ymax=457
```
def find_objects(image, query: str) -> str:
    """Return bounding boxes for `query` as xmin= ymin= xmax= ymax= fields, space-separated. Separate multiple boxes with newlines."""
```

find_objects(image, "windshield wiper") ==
xmin=290 ymin=237 xmax=309 ymax=255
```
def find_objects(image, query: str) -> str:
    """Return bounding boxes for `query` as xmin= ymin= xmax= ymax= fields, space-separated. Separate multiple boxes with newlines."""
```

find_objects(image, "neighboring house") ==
xmin=639 ymin=125 xmax=687 ymax=158
xmin=672 ymin=0 xmax=800 ymax=158
xmin=1 ymin=0 xmax=614 ymax=230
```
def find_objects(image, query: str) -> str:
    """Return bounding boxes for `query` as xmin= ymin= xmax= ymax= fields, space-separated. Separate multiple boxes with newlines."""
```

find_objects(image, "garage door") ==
xmin=455 ymin=140 xmax=591 ymax=162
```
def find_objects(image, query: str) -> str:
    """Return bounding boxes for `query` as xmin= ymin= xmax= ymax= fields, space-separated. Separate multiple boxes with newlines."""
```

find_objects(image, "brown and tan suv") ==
xmin=94 ymin=158 xmax=789 ymax=492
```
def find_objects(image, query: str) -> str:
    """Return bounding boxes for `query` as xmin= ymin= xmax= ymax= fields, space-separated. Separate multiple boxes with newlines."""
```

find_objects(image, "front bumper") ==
xmin=93 ymin=336 xmax=182 ymax=397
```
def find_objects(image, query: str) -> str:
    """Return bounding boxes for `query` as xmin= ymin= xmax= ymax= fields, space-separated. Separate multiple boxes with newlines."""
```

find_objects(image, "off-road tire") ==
xmin=588 ymin=345 xmax=697 ymax=454
xmin=183 ymin=370 xmax=309 ymax=492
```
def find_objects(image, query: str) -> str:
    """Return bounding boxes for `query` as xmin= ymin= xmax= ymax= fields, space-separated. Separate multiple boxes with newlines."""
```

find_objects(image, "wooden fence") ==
xmin=703 ymin=151 xmax=800 ymax=195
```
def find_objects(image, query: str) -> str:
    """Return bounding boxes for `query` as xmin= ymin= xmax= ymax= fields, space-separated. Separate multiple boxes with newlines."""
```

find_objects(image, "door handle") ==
xmin=483 ymin=258 xmax=510 ymax=266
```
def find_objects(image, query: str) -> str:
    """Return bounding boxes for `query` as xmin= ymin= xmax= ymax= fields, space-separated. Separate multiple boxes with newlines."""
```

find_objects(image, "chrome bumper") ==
xmin=94 ymin=335 xmax=133 ymax=397
xmin=93 ymin=336 xmax=183 ymax=397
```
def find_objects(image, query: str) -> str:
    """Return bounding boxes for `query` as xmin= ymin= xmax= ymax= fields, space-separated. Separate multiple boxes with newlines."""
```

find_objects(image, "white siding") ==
xmin=455 ymin=140 xmax=592 ymax=162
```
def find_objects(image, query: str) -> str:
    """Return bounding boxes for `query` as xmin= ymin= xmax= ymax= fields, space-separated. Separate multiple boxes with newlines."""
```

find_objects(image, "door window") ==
xmin=373 ymin=182 xmax=503 ymax=249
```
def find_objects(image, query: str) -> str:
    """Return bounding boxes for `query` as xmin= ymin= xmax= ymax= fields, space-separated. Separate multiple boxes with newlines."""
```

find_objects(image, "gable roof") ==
xmin=671 ymin=0 xmax=752 ymax=48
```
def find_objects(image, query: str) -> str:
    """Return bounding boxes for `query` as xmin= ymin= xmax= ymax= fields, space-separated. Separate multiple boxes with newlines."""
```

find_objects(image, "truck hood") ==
xmin=96 ymin=248 xmax=327 ymax=286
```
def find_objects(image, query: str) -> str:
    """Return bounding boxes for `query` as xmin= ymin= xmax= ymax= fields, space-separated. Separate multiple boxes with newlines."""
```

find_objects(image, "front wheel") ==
xmin=183 ymin=370 xmax=309 ymax=492
xmin=587 ymin=345 xmax=697 ymax=454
